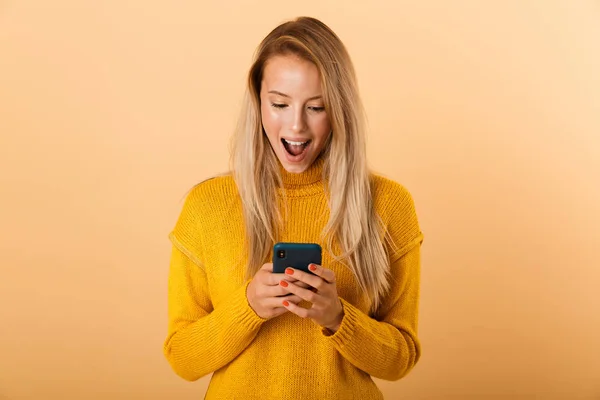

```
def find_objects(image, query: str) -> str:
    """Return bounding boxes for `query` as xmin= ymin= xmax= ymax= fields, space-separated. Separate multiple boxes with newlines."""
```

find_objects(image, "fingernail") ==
xmin=285 ymin=268 xmax=294 ymax=275
xmin=309 ymin=264 xmax=317 ymax=271
xmin=282 ymin=300 xmax=290 ymax=307
xmin=280 ymin=280 xmax=288 ymax=287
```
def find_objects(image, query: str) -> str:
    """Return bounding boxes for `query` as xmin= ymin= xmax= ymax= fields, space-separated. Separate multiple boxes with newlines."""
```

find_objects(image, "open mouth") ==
xmin=281 ymin=138 xmax=311 ymax=157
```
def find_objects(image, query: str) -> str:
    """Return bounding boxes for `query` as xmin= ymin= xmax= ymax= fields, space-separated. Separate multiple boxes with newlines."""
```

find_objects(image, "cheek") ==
xmin=309 ymin=114 xmax=332 ymax=141
xmin=261 ymin=105 xmax=281 ymax=137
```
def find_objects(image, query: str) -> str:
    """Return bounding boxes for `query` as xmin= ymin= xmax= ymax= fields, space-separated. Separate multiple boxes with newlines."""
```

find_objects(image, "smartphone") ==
xmin=273 ymin=242 xmax=322 ymax=275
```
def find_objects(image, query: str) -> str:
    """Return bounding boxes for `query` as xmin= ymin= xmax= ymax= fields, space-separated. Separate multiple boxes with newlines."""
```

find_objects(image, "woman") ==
xmin=164 ymin=16 xmax=424 ymax=399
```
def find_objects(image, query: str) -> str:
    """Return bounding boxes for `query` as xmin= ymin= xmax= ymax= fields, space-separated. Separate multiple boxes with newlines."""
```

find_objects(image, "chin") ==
xmin=280 ymin=160 xmax=309 ymax=174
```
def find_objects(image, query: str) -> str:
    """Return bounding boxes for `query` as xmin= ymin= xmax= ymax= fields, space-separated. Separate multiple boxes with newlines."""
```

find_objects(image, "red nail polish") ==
xmin=309 ymin=264 xmax=317 ymax=271
xmin=285 ymin=268 xmax=294 ymax=275
xmin=280 ymin=280 xmax=288 ymax=287
xmin=282 ymin=300 xmax=290 ymax=307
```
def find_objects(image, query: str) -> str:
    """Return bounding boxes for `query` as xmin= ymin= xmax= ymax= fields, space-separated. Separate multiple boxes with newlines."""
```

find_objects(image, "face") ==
xmin=260 ymin=54 xmax=332 ymax=173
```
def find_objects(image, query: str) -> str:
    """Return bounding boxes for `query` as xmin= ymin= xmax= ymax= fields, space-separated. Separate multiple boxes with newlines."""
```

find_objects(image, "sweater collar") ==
xmin=277 ymin=156 xmax=326 ymax=196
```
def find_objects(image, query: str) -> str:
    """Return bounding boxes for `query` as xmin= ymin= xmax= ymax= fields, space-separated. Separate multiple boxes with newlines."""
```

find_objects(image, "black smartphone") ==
xmin=273 ymin=242 xmax=322 ymax=275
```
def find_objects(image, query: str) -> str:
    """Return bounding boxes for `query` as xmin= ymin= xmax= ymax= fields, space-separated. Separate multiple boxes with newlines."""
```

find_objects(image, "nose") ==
xmin=290 ymin=107 xmax=307 ymax=133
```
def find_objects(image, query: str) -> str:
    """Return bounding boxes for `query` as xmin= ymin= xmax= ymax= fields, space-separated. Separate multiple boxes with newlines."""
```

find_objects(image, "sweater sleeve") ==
xmin=322 ymin=181 xmax=423 ymax=381
xmin=163 ymin=186 xmax=267 ymax=381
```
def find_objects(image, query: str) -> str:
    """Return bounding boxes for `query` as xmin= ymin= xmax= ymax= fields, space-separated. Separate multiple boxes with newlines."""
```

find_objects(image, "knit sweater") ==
xmin=163 ymin=157 xmax=424 ymax=399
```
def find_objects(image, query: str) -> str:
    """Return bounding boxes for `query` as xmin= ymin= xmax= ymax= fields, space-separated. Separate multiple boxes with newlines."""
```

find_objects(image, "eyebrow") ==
xmin=268 ymin=90 xmax=323 ymax=101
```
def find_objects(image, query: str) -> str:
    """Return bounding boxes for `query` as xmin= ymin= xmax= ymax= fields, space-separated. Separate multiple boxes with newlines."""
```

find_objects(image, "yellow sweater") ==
xmin=164 ymin=158 xmax=424 ymax=399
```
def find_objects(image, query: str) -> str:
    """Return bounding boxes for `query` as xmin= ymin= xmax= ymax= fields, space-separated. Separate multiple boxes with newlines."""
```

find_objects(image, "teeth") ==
xmin=283 ymin=139 xmax=308 ymax=146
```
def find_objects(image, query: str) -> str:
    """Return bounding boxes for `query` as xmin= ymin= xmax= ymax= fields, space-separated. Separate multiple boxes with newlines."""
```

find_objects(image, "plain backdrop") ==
xmin=1 ymin=1 xmax=599 ymax=399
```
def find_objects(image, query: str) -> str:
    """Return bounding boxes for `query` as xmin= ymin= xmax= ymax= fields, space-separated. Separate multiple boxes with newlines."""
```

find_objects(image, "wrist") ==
xmin=325 ymin=303 xmax=345 ymax=332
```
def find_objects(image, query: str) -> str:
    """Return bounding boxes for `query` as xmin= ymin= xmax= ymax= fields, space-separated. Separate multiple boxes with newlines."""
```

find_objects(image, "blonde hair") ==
xmin=230 ymin=16 xmax=392 ymax=313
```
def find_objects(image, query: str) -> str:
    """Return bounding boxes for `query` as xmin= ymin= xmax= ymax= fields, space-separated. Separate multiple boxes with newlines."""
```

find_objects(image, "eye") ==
xmin=271 ymin=103 xmax=287 ymax=109
xmin=308 ymin=106 xmax=325 ymax=112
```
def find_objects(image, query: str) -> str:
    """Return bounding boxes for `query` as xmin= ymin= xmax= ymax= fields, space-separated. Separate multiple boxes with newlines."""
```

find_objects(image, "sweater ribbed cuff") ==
xmin=228 ymin=279 xmax=267 ymax=331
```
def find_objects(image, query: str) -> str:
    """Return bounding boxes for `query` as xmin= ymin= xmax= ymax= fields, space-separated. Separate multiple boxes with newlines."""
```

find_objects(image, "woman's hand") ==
xmin=246 ymin=263 xmax=311 ymax=319
xmin=279 ymin=264 xmax=344 ymax=332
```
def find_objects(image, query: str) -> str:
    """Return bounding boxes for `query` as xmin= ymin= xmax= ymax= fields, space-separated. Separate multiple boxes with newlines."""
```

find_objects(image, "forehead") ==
xmin=262 ymin=55 xmax=322 ymax=94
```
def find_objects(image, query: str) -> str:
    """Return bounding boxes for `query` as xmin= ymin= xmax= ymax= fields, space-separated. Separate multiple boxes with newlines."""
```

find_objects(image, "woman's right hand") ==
xmin=246 ymin=263 xmax=308 ymax=319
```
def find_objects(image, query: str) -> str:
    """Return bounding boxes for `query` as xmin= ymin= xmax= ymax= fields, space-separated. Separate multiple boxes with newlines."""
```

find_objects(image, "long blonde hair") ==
xmin=230 ymin=16 xmax=392 ymax=313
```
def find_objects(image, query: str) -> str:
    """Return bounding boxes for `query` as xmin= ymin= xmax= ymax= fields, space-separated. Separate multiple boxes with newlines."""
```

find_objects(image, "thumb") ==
xmin=261 ymin=263 xmax=274 ymax=272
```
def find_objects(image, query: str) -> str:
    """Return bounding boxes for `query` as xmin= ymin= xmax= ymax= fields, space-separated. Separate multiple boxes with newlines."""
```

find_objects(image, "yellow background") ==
xmin=1 ymin=1 xmax=599 ymax=399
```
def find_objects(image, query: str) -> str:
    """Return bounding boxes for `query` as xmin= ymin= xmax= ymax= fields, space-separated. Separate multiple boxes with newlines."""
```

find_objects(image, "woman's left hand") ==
xmin=279 ymin=264 xmax=344 ymax=332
